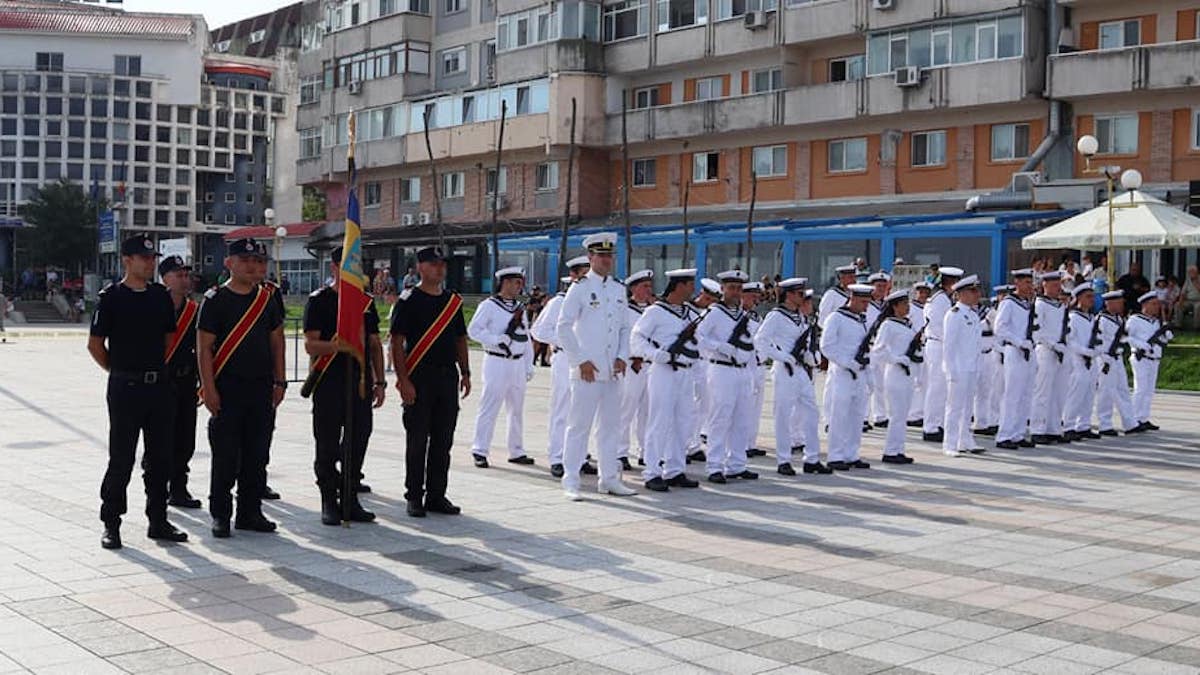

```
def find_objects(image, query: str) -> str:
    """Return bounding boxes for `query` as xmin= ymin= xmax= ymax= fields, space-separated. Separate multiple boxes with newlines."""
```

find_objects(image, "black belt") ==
xmin=110 ymin=369 xmax=165 ymax=384
xmin=485 ymin=351 xmax=523 ymax=360
xmin=709 ymin=359 xmax=746 ymax=368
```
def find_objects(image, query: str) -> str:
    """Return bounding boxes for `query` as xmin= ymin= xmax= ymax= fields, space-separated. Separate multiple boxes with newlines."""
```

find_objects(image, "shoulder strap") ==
xmin=405 ymin=293 xmax=464 ymax=373
xmin=212 ymin=286 xmax=270 ymax=378
xmin=165 ymin=299 xmax=198 ymax=363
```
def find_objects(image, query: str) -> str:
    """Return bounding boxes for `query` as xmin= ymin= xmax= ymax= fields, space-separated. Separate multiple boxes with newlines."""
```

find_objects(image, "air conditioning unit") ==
xmin=401 ymin=213 xmax=415 ymax=226
xmin=418 ymin=211 xmax=432 ymax=225
xmin=491 ymin=194 xmax=509 ymax=211
xmin=743 ymin=11 xmax=768 ymax=29
xmin=894 ymin=65 xmax=920 ymax=87
xmin=1011 ymin=171 xmax=1043 ymax=193
xmin=872 ymin=0 xmax=894 ymax=9
xmin=347 ymin=81 xmax=362 ymax=95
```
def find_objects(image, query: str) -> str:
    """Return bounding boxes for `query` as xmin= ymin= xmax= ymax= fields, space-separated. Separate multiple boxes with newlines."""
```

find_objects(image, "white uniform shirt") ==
xmin=923 ymin=290 xmax=952 ymax=343
xmin=754 ymin=306 xmax=817 ymax=369
xmin=1094 ymin=312 xmax=1126 ymax=366
xmin=556 ymin=270 xmax=630 ymax=380
xmin=818 ymin=286 xmax=849 ymax=329
xmin=695 ymin=303 xmax=755 ymax=366
xmin=1033 ymin=296 xmax=1068 ymax=354
xmin=631 ymin=301 xmax=700 ymax=367
xmin=820 ymin=307 xmax=868 ymax=375
xmin=467 ymin=296 xmax=532 ymax=359
xmin=942 ymin=302 xmax=982 ymax=377
xmin=626 ymin=302 xmax=651 ymax=360
xmin=872 ymin=316 xmax=919 ymax=370
xmin=1066 ymin=308 xmax=1099 ymax=360
xmin=977 ymin=305 xmax=997 ymax=353
xmin=1126 ymin=313 xmax=1170 ymax=359
xmin=994 ymin=295 xmax=1035 ymax=351
xmin=530 ymin=292 xmax=566 ymax=346
xmin=746 ymin=308 xmax=764 ymax=366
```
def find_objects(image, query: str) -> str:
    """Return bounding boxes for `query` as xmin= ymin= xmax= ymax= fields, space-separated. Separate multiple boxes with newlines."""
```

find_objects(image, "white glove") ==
xmin=1165 ymin=330 xmax=1175 ymax=342
xmin=652 ymin=349 xmax=672 ymax=364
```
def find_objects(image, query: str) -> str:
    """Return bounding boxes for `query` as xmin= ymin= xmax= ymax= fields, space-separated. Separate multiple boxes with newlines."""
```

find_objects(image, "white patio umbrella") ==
xmin=1022 ymin=189 xmax=1200 ymax=250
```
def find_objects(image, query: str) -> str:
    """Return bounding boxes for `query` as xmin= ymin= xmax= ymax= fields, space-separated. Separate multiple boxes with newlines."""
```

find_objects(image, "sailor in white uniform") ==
xmin=870 ymin=288 xmax=920 ymax=464
xmin=741 ymin=282 xmax=768 ymax=459
xmin=1063 ymin=285 xmax=1101 ymax=440
xmin=971 ymin=292 xmax=1000 ymax=436
xmin=689 ymin=279 xmax=721 ymax=462
xmin=819 ymin=264 xmax=859 ymax=425
xmin=555 ymin=232 xmax=638 ymax=500
xmin=467 ymin=266 xmax=534 ymax=467
xmin=865 ymin=271 xmax=892 ymax=427
xmin=994 ymin=269 xmax=1038 ymax=450
xmin=1031 ymin=271 xmax=1069 ymax=444
xmin=618 ymin=269 xmax=655 ymax=470
xmin=630 ymin=269 xmax=703 ymax=491
xmin=1093 ymin=290 xmax=1141 ymax=437
xmin=921 ymin=266 xmax=964 ymax=442
xmin=1126 ymin=291 xmax=1171 ymax=432
xmin=820 ymin=284 xmax=874 ymax=470
xmin=906 ymin=281 xmax=933 ymax=427
xmin=942 ymin=275 xmax=985 ymax=456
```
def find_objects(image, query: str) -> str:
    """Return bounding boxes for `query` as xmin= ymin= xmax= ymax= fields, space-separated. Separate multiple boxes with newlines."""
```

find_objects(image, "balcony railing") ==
xmin=1048 ymin=40 xmax=1200 ymax=99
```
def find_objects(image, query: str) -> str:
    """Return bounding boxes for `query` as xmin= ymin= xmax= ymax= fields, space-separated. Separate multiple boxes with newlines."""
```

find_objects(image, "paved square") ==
xmin=2 ymin=332 xmax=1200 ymax=674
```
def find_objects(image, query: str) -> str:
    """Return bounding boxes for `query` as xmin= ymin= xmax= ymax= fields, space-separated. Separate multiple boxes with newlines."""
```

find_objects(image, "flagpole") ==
xmin=341 ymin=113 xmax=358 ymax=526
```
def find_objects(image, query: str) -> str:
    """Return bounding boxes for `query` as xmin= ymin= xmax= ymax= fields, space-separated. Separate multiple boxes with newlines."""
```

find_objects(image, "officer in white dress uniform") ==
xmin=1093 ymin=290 xmax=1141 ymax=436
xmin=921 ymin=266 xmax=963 ymax=441
xmin=630 ymin=269 xmax=703 ymax=491
xmin=870 ymin=288 xmax=920 ymax=464
xmin=530 ymin=257 xmax=594 ymax=477
xmin=741 ymin=282 xmax=768 ymax=459
xmin=555 ymin=232 xmax=638 ymax=500
xmin=753 ymin=279 xmax=827 ymax=475
xmin=618 ymin=269 xmax=655 ymax=470
xmin=906 ymin=281 xmax=932 ymax=427
xmin=821 ymin=284 xmax=874 ymax=470
xmin=971 ymin=294 xmax=1000 ymax=436
xmin=819 ymin=265 xmax=858 ymax=425
xmin=696 ymin=270 xmax=759 ymax=483
xmin=942 ymin=275 xmax=985 ymax=456
xmin=1126 ymin=291 xmax=1171 ymax=431
xmin=1030 ymin=271 xmax=1069 ymax=444
xmin=1063 ymin=285 xmax=1101 ymax=440
xmin=689 ymin=279 xmax=721 ymax=461
xmin=865 ymin=271 xmax=892 ymax=427
xmin=994 ymin=269 xmax=1038 ymax=450
xmin=467 ymin=266 xmax=534 ymax=467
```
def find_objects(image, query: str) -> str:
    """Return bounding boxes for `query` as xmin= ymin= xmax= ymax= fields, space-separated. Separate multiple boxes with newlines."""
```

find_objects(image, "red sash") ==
xmin=405 ymin=293 xmax=463 ymax=373
xmin=199 ymin=286 xmax=271 ymax=400
xmin=165 ymin=299 xmax=198 ymax=364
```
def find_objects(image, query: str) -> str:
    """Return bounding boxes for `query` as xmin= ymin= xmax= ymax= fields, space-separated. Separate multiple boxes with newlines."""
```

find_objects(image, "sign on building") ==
xmin=98 ymin=210 xmax=117 ymax=254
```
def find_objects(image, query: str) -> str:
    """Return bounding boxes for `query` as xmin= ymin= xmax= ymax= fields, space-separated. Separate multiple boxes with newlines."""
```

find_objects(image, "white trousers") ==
xmin=705 ymin=364 xmax=753 ymax=475
xmin=772 ymin=364 xmax=821 ymax=465
xmin=547 ymin=353 xmax=571 ymax=465
xmin=746 ymin=365 xmax=767 ymax=452
xmin=471 ymin=355 xmax=528 ymax=458
xmin=826 ymin=367 xmax=867 ymax=463
xmin=644 ymin=363 xmax=692 ymax=482
xmin=1031 ymin=345 xmax=1065 ymax=436
xmin=921 ymin=341 xmax=947 ymax=433
xmin=908 ymin=359 xmax=926 ymax=422
xmin=884 ymin=363 xmax=913 ymax=457
xmin=1095 ymin=357 xmax=1136 ymax=432
xmin=618 ymin=365 xmax=649 ymax=460
xmin=943 ymin=371 xmax=979 ymax=453
xmin=997 ymin=344 xmax=1036 ymax=443
xmin=562 ymin=377 xmax=621 ymax=491
xmin=1063 ymin=354 xmax=1097 ymax=432
xmin=687 ymin=364 xmax=706 ymax=452
xmin=1130 ymin=355 xmax=1159 ymax=423
xmin=972 ymin=349 xmax=1003 ymax=429
xmin=869 ymin=362 xmax=888 ymax=423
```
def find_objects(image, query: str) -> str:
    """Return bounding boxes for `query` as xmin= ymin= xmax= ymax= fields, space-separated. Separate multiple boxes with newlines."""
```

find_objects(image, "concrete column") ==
xmin=956 ymin=125 xmax=975 ymax=190
xmin=879 ymin=130 xmax=901 ymax=196
xmin=1149 ymin=110 xmax=1173 ymax=184
xmin=794 ymin=141 xmax=811 ymax=200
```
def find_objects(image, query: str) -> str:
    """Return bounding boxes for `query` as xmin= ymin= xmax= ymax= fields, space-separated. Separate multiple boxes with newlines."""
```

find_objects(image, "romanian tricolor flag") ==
xmin=336 ymin=114 xmax=372 ymax=391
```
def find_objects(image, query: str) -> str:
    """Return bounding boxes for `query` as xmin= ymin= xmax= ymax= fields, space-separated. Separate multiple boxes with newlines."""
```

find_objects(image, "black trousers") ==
xmin=403 ymin=364 xmax=459 ymax=502
xmin=207 ymin=378 xmax=272 ymax=521
xmin=167 ymin=374 xmax=198 ymax=495
xmin=101 ymin=375 xmax=171 ymax=524
xmin=312 ymin=374 xmax=372 ymax=492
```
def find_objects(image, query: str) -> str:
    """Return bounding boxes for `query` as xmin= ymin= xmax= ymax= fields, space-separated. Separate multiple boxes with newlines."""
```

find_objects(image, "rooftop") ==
xmin=0 ymin=1 xmax=199 ymax=39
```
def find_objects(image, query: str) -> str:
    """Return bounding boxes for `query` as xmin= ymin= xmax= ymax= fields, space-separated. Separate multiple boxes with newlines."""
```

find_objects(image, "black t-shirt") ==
xmin=197 ymin=284 xmax=283 ymax=383
xmin=90 ymin=282 xmax=176 ymax=373
xmin=303 ymin=286 xmax=381 ymax=387
xmin=389 ymin=287 xmax=466 ymax=374
xmin=167 ymin=298 xmax=199 ymax=374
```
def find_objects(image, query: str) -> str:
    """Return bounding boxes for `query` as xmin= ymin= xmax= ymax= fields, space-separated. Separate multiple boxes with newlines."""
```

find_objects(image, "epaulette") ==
xmin=836 ymin=307 xmax=863 ymax=321
xmin=399 ymin=288 xmax=413 ymax=301
xmin=833 ymin=286 xmax=849 ymax=298
xmin=204 ymin=287 xmax=218 ymax=299
xmin=951 ymin=305 xmax=961 ymax=313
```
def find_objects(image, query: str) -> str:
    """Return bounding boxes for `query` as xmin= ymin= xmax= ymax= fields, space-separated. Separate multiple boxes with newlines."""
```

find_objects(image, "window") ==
xmin=1192 ymin=109 xmax=1200 ymax=150
xmin=225 ymin=213 xmax=236 ymax=225
xmin=225 ymin=192 xmax=237 ymax=203
xmin=496 ymin=5 xmax=561 ymax=52
xmin=445 ymin=0 xmax=463 ymax=13
xmin=751 ymin=145 xmax=787 ymax=177
xmin=300 ymin=75 xmax=322 ymax=104
xmin=536 ymin=161 xmax=559 ymax=190
xmin=249 ymin=29 xmax=267 ymax=44
xmin=1099 ymin=19 xmax=1140 ymax=50
xmin=114 ymin=55 xmax=141 ymax=77
xmin=990 ymin=123 xmax=1030 ymax=161
xmin=867 ymin=14 xmax=1023 ymax=75
xmin=932 ymin=28 xmax=951 ymax=66
xmin=632 ymin=86 xmax=660 ymax=109
xmin=751 ymin=68 xmax=782 ymax=93
xmin=829 ymin=55 xmax=865 ymax=82
xmin=828 ymin=137 xmax=868 ymax=172
xmin=693 ymin=151 xmax=719 ymax=182
xmin=603 ymin=0 xmax=647 ymax=41
xmin=246 ymin=193 xmax=255 ymax=204
xmin=442 ymin=171 xmax=465 ymax=198
xmin=1095 ymin=114 xmax=1139 ymax=155
xmin=300 ymin=128 xmax=323 ymax=158
xmin=365 ymin=181 xmax=382 ymax=206
xmin=442 ymin=47 xmax=467 ymax=76
xmin=694 ymin=76 xmax=722 ymax=101
xmin=911 ymin=130 xmax=947 ymax=167
xmin=36 ymin=52 xmax=63 ymax=72
xmin=632 ymin=158 xmax=656 ymax=187
xmin=657 ymin=0 xmax=706 ymax=31
xmin=486 ymin=166 xmax=507 ymax=195
xmin=401 ymin=177 xmax=421 ymax=202
xmin=214 ymin=40 xmax=231 ymax=53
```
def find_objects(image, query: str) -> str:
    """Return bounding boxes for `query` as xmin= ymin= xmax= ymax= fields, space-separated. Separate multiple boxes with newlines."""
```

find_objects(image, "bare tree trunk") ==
xmin=681 ymin=181 xmax=690 ymax=268
xmin=746 ymin=171 xmax=757 ymax=277
xmin=621 ymin=92 xmax=632 ymax=276
xmin=490 ymin=100 xmax=507 ymax=280
xmin=558 ymin=98 xmax=577 ymax=273
xmin=423 ymin=106 xmax=445 ymax=253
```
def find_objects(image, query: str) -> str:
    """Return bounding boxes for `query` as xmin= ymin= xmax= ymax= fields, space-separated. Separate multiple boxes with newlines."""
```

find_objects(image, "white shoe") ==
xmin=598 ymin=481 xmax=637 ymax=496
xmin=564 ymin=489 xmax=584 ymax=502
xmin=943 ymin=449 xmax=963 ymax=457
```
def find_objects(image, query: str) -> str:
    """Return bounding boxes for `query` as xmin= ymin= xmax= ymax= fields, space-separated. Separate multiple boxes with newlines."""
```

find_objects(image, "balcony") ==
xmin=323 ymin=74 xmax=431 ymax=114
xmin=318 ymin=12 xmax=432 ymax=59
xmin=495 ymin=39 xmax=605 ymax=82
xmin=608 ymin=92 xmax=784 ymax=144
xmin=783 ymin=0 xmax=1025 ymax=45
xmin=1048 ymin=41 xmax=1200 ymax=99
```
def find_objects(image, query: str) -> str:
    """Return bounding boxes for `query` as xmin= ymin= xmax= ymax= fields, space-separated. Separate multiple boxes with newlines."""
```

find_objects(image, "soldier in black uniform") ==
xmin=390 ymin=246 xmax=470 ymax=518
xmin=303 ymin=246 xmax=385 ymax=525
xmin=197 ymin=238 xmax=286 ymax=538
xmin=158 ymin=255 xmax=202 ymax=509
xmin=87 ymin=234 xmax=189 ymax=549
xmin=256 ymin=247 xmax=286 ymax=501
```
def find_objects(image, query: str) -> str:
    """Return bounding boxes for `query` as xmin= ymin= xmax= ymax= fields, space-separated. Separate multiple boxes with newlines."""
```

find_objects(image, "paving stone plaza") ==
xmin=1 ymin=331 xmax=1200 ymax=674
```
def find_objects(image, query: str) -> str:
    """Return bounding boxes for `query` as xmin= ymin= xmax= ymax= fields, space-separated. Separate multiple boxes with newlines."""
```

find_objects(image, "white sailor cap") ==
xmin=778 ymin=277 xmax=807 ymax=291
xmin=868 ymin=271 xmax=891 ymax=283
xmin=993 ymin=284 xmax=1011 ymax=293
xmin=494 ymin=266 xmax=525 ymax=281
xmin=1071 ymin=284 xmax=1094 ymax=298
xmin=665 ymin=268 xmax=697 ymax=279
xmin=913 ymin=281 xmax=933 ymax=291
xmin=582 ymin=232 xmax=617 ymax=253
xmin=885 ymin=289 xmax=909 ymax=303
xmin=627 ymin=269 xmax=654 ymax=285
xmin=952 ymin=274 xmax=981 ymax=292
xmin=565 ymin=255 xmax=590 ymax=269
xmin=848 ymin=284 xmax=874 ymax=297
xmin=700 ymin=278 xmax=722 ymax=296
xmin=1010 ymin=268 xmax=1034 ymax=279
xmin=835 ymin=264 xmax=857 ymax=274
xmin=939 ymin=266 xmax=965 ymax=278
xmin=1102 ymin=290 xmax=1124 ymax=301
xmin=743 ymin=282 xmax=764 ymax=293
xmin=803 ymin=289 xmax=814 ymax=299
xmin=1039 ymin=270 xmax=1064 ymax=282
xmin=716 ymin=270 xmax=749 ymax=283
xmin=1137 ymin=290 xmax=1158 ymax=303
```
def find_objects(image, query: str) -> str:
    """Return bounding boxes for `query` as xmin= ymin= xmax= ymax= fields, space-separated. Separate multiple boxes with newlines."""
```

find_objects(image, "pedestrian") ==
xmin=302 ymin=246 xmax=384 ymax=526
xmin=86 ymin=234 xmax=188 ymax=549
xmin=390 ymin=246 xmax=469 ymax=517
xmin=527 ymin=285 xmax=550 ymax=367
xmin=618 ymin=269 xmax=655 ymax=472
xmin=280 ymin=275 xmax=291 ymax=296
xmin=696 ymin=270 xmax=758 ymax=483
xmin=821 ymin=283 xmax=874 ymax=471
xmin=994 ymin=269 xmax=1037 ymax=450
xmin=467 ymin=266 xmax=535 ymax=468
xmin=555 ymin=232 xmax=637 ymax=501
xmin=865 ymin=271 xmax=891 ymax=428
xmin=906 ymin=281 xmax=933 ymax=427
xmin=1093 ymin=291 xmax=1140 ymax=436
xmin=921 ymin=265 xmax=964 ymax=442
xmin=1063 ymin=285 xmax=1100 ymax=441
xmin=1029 ymin=271 xmax=1069 ymax=445
xmin=1126 ymin=291 xmax=1171 ymax=432
xmin=819 ymin=264 xmax=858 ymax=427
xmin=688 ymin=278 xmax=722 ymax=462
xmin=197 ymin=238 xmax=286 ymax=538
xmin=741 ymin=281 xmax=768 ymax=459
xmin=159 ymin=255 xmax=202 ymax=510
xmin=870 ymin=288 xmax=920 ymax=464
xmin=972 ymin=287 xmax=1005 ymax=436
xmin=942 ymin=275 xmax=985 ymax=456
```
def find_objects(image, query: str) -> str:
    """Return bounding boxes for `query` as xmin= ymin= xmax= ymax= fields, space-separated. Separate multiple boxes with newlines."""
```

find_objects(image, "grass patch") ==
xmin=282 ymin=295 xmax=479 ymax=339
xmin=1158 ymin=345 xmax=1200 ymax=391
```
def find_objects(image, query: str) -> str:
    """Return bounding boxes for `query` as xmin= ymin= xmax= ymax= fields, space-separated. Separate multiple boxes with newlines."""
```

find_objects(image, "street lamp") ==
xmin=1076 ymin=135 xmax=1141 ymax=286
xmin=264 ymin=208 xmax=284 ymax=290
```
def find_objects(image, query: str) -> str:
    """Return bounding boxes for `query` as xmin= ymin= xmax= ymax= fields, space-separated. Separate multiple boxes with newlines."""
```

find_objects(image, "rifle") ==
xmin=786 ymin=323 xmax=814 ymax=378
xmin=1055 ymin=302 xmax=1069 ymax=363
xmin=661 ymin=308 xmax=705 ymax=371
xmin=1022 ymin=297 xmax=1038 ymax=361
xmin=905 ymin=318 xmax=927 ymax=364
xmin=1136 ymin=322 xmax=1174 ymax=360
xmin=853 ymin=312 xmax=884 ymax=372
xmin=498 ymin=301 xmax=527 ymax=355
xmin=727 ymin=311 xmax=753 ymax=354
xmin=1083 ymin=311 xmax=1102 ymax=369
xmin=1101 ymin=315 xmax=1126 ymax=375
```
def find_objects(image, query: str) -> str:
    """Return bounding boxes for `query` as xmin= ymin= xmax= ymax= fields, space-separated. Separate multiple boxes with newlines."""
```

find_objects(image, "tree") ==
xmin=302 ymin=186 xmax=327 ymax=222
xmin=18 ymin=180 xmax=101 ymax=273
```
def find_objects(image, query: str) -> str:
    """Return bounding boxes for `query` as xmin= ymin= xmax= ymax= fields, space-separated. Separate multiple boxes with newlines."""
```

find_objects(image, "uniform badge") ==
xmin=589 ymin=292 xmax=598 ymax=308
xmin=245 ymin=242 xmax=254 ymax=251
xmin=143 ymin=239 xmax=154 ymax=250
